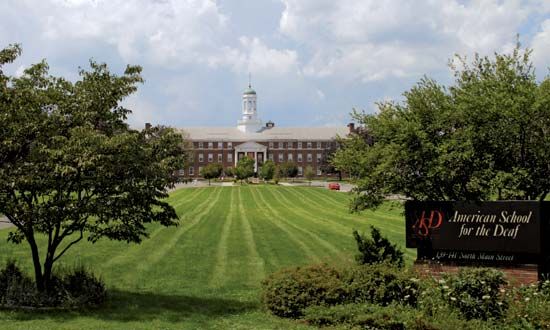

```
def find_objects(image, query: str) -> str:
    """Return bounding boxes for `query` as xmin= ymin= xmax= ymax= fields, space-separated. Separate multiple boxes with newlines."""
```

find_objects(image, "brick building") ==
xmin=178 ymin=84 xmax=350 ymax=178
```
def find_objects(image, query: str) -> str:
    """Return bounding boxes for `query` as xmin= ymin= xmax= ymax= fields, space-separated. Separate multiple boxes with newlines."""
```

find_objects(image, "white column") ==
xmin=254 ymin=151 xmax=258 ymax=172
xmin=234 ymin=150 xmax=237 ymax=167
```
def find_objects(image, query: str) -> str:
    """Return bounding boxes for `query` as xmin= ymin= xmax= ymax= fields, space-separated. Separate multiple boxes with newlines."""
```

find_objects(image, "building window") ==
xmin=288 ymin=153 xmax=293 ymax=161
xmin=278 ymin=142 xmax=283 ymax=149
xmin=287 ymin=141 xmax=293 ymax=149
xmin=208 ymin=153 xmax=213 ymax=162
xmin=218 ymin=142 xmax=223 ymax=149
xmin=317 ymin=167 xmax=322 ymax=175
xmin=198 ymin=142 xmax=204 ymax=149
xmin=298 ymin=166 xmax=303 ymax=176
xmin=208 ymin=142 xmax=213 ymax=149
xmin=268 ymin=153 xmax=273 ymax=161
xmin=307 ymin=153 xmax=312 ymax=162
xmin=298 ymin=142 xmax=302 ymax=149
xmin=316 ymin=153 xmax=322 ymax=162
xmin=269 ymin=142 xmax=274 ymax=149
xmin=297 ymin=153 xmax=303 ymax=162
xmin=278 ymin=153 xmax=284 ymax=162
xmin=317 ymin=141 xmax=321 ymax=149
xmin=189 ymin=167 xmax=194 ymax=176
xmin=307 ymin=142 xmax=312 ymax=149
xmin=228 ymin=153 xmax=233 ymax=162
xmin=218 ymin=154 xmax=223 ymax=162
xmin=178 ymin=169 xmax=185 ymax=176
xmin=199 ymin=153 xmax=204 ymax=162
xmin=228 ymin=142 xmax=233 ymax=149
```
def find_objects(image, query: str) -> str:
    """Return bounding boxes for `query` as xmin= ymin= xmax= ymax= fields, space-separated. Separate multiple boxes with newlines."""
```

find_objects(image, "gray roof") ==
xmin=178 ymin=126 xmax=348 ymax=141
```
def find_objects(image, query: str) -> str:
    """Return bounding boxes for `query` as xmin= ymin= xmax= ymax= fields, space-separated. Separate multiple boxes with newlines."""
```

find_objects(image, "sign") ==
xmin=405 ymin=201 xmax=550 ymax=265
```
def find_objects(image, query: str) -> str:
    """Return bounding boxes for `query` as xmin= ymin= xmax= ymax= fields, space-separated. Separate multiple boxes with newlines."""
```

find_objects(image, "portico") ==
xmin=234 ymin=141 xmax=267 ymax=172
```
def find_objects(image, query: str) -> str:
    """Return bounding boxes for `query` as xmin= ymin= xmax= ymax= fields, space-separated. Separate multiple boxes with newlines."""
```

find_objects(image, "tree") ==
xmin=278 ymin=161 xmax=298 ymax=181
xmin=259 ymin=160 xmax=276 ymax=181
xmin=331 ymin=134 xmax=371 ymax=181
xmin=0 ymin=45 xmax=187 ymax=292
xmin=335 ymin=42 xmax=550 ymax=211
xmin=224 ymin=167 xmax=234 ymax=178
xmin=304 ymin=166 xmax=315 ymax=185
xmin=201 ymin=163 xmax=223 ymax=185
xmin=235 ymin=157 xmax=255 ymax=183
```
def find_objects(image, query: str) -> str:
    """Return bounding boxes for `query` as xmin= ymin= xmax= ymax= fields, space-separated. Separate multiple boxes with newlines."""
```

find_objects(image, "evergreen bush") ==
xmin=353 ymin=226 xmax=404 ymax=267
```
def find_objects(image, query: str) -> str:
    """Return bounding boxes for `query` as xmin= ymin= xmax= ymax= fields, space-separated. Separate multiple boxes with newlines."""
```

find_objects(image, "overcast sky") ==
xmin=2 ymin=0 xmax=550 ymax=128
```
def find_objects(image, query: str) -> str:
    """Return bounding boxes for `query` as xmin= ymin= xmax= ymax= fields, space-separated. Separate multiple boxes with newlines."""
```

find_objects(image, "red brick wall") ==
xmin=413 ymin=260 xmax=539 ymax=286
xmin=187 ymin=140 xmax=335 ymax=177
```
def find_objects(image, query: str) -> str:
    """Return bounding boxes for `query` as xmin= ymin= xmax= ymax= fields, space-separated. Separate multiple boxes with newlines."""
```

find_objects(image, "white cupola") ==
xmin=237 ymin=82 xmax=262 ymax=133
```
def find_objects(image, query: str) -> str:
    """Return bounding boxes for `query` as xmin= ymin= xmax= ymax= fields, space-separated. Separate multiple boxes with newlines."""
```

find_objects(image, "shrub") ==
xmin=303 ymin=303 xmax=419 ymax=329
xmin=441 ymin=268 xmax=508 ymax=320
xmin=62 ymin=266 xmax=107 ymax=307
xmin=353 ymin=226 xmax=404 ymax=267
xmin=506 ymin=280 xmax=550 ymax=328
xmin=261 ymin=263 xmax=345 ymax=318
xmin=0 ymin=260 xmax=106 ymax=309
xmin=343 ymin=263 xmax=420 ymax=307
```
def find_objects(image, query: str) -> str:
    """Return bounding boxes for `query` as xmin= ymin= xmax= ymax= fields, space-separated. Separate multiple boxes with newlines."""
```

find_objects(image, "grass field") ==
xmin=0 ymin=185 xmax=411 ymax=329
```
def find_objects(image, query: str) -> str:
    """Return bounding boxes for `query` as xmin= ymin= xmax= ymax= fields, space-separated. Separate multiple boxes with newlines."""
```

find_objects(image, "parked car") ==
xmin=328 ymin=182 xmax=340 ymax=191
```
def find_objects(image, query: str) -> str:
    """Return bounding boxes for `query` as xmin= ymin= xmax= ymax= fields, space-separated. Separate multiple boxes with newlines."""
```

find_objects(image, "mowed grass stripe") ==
xmin=209 ymin=187 xmax=236 ymax=288
xmin=126 ymin=187 xmax=227 ymax=288
xmin=268 ymin=186 xmax=362 ymax=237
xmin=290 ymin=187 xmax=405 ymax=234
xmin=234 ymin=186 xmax=266 ymax=286
xmin=249 ymin=186 xmax=323 ymax=263
xmin=144 ymin=187 xmax=233 ymax=294
xmin=103 ymin=187 xmax=224 ymax=278
xmin=237 ymin=188 xmax=286 ymax=272
xmin=285 ymin=187 xmax=414 ymax=260
xmin=264 ymin=187 xmax=345 ymax=256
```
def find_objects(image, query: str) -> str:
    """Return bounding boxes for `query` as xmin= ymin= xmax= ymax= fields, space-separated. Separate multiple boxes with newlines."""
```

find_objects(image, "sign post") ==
xmin=405 ymin=201 xmax=550 ymax=281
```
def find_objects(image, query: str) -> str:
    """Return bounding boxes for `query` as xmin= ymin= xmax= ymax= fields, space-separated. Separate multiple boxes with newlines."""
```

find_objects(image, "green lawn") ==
xmin=0 ymin=185 xmax=411 ymax=329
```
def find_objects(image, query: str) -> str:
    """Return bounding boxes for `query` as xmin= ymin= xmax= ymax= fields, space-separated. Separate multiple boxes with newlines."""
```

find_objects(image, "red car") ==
xmin=328 ymin=182 xmax=340 ymax=191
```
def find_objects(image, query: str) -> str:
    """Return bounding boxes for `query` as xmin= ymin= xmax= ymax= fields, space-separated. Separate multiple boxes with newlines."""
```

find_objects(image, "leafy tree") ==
xmin=201 ymin=163 xmax=223 ymax=185
xmin=0 ymin=45 xmax=187 ymax=292
xmin=353 ymin=227 xmax=404 ymax=267
xmin=278 ymin=161 xmax=298 ymax=180
xmin=335 ymin=42 xmax=550 ymax=211
xmin=235 ymin=157 xmax=255 ymax=183
xmin=259 ymin=160 xmax=276 ymax=181
xmin=224 ymin=167 xmax=234 ymax=178
xmin=331 ymin=134 xmax=371 ymax=181
xmin=304 ymin=166 xmax=315 ymax=185
xmin=320 ymin=139 xmax=342 ymax=180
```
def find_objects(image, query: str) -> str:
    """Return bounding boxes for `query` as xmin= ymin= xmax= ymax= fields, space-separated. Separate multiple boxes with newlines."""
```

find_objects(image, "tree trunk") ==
xmin=42 ymin=249 xmax=56 ymax=292
xmin=27 ymin=236 xmax=44 ymax=291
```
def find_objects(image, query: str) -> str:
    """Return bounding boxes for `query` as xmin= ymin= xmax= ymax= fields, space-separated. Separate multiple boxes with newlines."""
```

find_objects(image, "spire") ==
xmin=248 ymin=72 xmax=251 ymax=88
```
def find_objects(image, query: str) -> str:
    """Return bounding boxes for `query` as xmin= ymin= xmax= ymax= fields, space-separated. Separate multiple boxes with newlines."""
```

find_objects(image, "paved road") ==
xmin=0 ymin=216 xmax=13 ymax=229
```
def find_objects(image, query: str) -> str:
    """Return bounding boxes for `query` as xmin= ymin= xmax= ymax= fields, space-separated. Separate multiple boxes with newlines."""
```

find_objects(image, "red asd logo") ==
xmin=412 ymin=210 xmax=443 ymax=237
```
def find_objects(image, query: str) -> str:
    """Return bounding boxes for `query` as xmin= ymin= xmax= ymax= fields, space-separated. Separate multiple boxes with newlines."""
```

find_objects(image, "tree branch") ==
xmin=53 ymin=228 xmax=84 ymax=263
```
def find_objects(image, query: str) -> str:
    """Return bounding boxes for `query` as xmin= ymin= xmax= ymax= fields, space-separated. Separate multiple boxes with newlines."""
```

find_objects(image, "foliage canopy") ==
xmin=333 ymin=43 xmax=550 ymax=211
xmin=0 ymin=44 xmax=187 ymax=291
